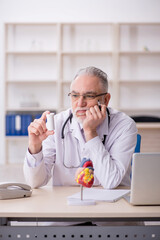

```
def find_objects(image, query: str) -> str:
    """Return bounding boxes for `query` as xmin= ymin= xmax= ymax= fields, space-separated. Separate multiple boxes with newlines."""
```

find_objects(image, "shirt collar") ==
xmin=70 ymin=117 xmax=85 ymax=143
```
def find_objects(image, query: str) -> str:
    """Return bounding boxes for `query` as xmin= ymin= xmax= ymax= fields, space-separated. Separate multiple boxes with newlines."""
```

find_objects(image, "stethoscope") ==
xmin=61 ymin=108 xmax=110 ymax=168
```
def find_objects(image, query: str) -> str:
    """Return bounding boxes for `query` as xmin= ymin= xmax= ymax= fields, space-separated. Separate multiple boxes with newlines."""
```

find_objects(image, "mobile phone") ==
xmin=98 ymin=100 xmax=101 ymax=111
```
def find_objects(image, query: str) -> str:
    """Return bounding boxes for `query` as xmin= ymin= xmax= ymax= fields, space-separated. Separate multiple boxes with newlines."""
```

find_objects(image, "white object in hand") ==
xmin=46 ymin=113 xmax=55 ymax=131
xmin=15 ymin=115 xmax=21 ymax=131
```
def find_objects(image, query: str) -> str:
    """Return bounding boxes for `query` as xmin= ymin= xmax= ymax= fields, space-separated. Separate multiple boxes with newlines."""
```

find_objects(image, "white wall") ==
xmin=0 ymin=0 xmax=160 ymax=163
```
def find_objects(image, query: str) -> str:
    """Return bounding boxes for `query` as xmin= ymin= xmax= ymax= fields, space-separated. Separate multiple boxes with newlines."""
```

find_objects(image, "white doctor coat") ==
xmin=24 ymin=107 xmax=137 ymax=189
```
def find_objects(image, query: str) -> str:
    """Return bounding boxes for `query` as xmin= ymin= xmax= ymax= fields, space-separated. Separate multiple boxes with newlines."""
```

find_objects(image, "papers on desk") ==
xmin=68 ymin=188 xmax=130 ymax=203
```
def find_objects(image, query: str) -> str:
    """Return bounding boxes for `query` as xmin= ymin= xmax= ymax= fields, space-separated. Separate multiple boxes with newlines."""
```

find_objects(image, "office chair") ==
xmin=130 ymin=134 xmax=141 ymax=179
xmin=134 ymin=134 xmax=141 ymax=153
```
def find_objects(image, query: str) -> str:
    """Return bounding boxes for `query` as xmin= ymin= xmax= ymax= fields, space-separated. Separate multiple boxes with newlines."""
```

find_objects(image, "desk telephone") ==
xmin=0 ymin=182 xmax=32 ymax=200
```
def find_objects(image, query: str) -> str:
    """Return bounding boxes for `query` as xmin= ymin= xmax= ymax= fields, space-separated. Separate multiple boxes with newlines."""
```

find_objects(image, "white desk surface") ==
xmin=0 ymin=186 xmax=160 ymax=219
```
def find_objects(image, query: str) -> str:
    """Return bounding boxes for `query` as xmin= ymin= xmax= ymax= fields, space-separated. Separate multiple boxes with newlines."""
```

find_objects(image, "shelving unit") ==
xmin=118 ymin=23 xmax=160 ymax=116
xmin=3 ymin=22 xmax=160 ymax=164
xmin=60 ymin=23 xmax=115 ymax=110
xmin=118 ymin=23 xmax=160 ymax=154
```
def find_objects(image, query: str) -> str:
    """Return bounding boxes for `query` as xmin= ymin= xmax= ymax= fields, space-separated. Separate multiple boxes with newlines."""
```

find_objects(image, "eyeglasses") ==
xmin=68 ymin=92 xmax=108 ymax=101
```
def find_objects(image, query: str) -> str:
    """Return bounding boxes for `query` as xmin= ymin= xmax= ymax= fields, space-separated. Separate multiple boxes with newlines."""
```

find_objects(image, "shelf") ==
xmin=61 ymin=51 xmax=112 ymax=55
xmin=136 ymin=123 xmax=160 ymax=129
xmin=5 ymin=22 xmax=58 ymax=25
xmin=6 ymin=107 xmax=57 ymax=112
xmin=6 ymin=136 xmax=28 ymax=141
xmin=119 ymin=108 xmax=160 ymax=112
xmin=119 ymin=80 xmax=160 ymax=84
xmin=62 ymin=81 xmax=72 ymax=84
xmin=6 ymin=51 xmax=57 ymax=55
xmin=119 ymin=22 xmax=160 ymax=26
xmin=62 ymin=22 xmax=113 ymax=26
xmin=6 ymin=80 xmax=57 ymax=84
xmin=119 ymin=51 xmax=160 ymax=55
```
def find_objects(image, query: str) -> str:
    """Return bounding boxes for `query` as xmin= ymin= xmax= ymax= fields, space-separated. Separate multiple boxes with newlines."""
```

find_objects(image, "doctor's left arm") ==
xmin=23 ymin=135 xmax=56 ymax=189
xmin=84 ymin=118 xmax=137 ymax=189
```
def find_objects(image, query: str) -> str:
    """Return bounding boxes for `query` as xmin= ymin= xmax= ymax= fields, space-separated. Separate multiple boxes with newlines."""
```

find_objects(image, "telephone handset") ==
xmin=0 ymin=182 xmax=32 ymax=200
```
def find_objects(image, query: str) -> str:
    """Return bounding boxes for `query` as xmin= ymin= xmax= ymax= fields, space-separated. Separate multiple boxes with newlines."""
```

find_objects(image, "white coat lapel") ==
xmin=70 ymin=118 xmax=86 ymax=151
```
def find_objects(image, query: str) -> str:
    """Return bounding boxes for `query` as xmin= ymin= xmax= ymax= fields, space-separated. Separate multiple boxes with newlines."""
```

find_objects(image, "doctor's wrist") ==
xmin=84 ymin=129 xmax=98 ymax=142
xmin=28 ymin=143 xmax=42 ymax=155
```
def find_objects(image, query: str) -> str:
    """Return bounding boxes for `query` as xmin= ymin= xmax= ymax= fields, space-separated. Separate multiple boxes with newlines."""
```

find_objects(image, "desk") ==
xmin=0 ymin=186 xmax=160 ymax=240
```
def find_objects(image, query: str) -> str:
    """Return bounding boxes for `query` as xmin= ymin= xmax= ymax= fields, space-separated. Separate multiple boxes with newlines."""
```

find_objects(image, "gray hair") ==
xmin=73 ymin=66 xmax=108 ymax=92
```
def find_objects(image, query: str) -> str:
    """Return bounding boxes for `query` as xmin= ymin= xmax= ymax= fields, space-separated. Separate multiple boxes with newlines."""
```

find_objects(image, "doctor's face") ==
xmin=69 ymin=74 xmax=109 ymax=123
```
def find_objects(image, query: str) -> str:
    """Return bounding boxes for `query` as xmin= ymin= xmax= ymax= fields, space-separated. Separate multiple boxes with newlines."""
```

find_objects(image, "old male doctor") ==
xmin=24 ymin=66 xmax=137 ymax=189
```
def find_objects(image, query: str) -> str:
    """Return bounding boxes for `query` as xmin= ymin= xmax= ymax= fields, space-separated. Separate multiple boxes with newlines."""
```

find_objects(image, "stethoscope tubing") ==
xmin=61 ymin=108 xmax=110 ymax=142
xmin=61 ymin=108 xmax=110 ymax=168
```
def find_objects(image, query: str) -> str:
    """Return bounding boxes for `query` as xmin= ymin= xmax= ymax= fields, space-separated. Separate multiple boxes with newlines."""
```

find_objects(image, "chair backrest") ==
xmin=130 ymin=134 xmax=141 ymax=179
xmin=134 ymin=134 xmax=141 ymax=153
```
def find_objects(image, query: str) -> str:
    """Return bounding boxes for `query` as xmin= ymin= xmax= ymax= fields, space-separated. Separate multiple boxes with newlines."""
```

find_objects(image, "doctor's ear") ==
xmin=104 ymin=93 xmax=111 ymax=107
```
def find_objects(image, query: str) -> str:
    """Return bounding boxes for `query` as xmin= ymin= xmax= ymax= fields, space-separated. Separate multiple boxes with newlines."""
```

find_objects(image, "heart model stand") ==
xmin=68 ymin=158 xmax=96 ymax=206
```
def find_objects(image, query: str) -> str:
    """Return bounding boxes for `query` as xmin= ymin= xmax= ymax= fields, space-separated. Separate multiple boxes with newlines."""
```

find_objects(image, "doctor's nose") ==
xmin=77 ymin=96 xmax=87 ymax=107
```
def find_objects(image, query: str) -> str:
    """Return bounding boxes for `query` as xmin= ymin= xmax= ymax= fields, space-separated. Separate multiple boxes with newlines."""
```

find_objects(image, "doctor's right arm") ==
xmin=23 ymin=111 xmax=54 ymax=188
xmin=28 ymin=111 xmax=54 ymax=154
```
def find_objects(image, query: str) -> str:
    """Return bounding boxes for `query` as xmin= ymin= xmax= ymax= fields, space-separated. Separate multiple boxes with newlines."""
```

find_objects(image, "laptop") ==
xmin=124 ymin=153 xmax=160 ymax=205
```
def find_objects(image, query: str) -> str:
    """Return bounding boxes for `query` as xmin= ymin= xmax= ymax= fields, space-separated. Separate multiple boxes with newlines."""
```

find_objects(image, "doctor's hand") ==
xmin=28 ymin=111 xmax=54 ymax=154
xmin=83 ymin=104 xmax=106 ymax=142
